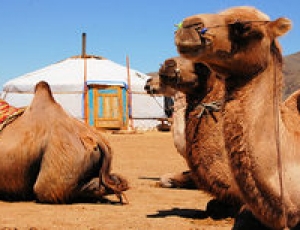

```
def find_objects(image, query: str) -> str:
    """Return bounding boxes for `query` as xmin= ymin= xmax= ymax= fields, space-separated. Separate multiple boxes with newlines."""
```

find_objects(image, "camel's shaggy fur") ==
xmin=175 ymin=6 xmax=299 ymax=229
xmin=0 ymin=81 xmax=128 ymax=204
xmin=146 ymin=57 xmax=242 ymax=207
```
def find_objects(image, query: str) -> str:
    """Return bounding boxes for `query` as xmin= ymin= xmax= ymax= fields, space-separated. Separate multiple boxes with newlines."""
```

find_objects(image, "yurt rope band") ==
xmin=149 ymin=92 xmax=174 ymax=115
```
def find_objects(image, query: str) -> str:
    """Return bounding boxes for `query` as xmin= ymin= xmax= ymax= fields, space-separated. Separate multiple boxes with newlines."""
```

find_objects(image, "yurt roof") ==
xmin=3 ymin=55 xmax=149 ymax=93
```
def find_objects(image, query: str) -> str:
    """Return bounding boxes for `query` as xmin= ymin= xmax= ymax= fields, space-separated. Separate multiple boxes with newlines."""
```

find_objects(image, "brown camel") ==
xmin=145 ymin=74 xmax=196 ymax=189
xmin=175 ymin=6 xmax=300 ymax=229
xmin=146 ymin=57 xmax=243 ymax=214
xmin=0 ymin=81 xmax=128 ymax=204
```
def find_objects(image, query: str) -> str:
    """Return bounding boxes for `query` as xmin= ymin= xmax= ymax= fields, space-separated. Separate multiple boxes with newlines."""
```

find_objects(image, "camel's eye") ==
xmin=231 ymin=21 xmax=252 ymax=35
xmin=232 ymin=21 xmax=245 ymax=33
xmin=192 ymin=22 xmax=207 ymax=36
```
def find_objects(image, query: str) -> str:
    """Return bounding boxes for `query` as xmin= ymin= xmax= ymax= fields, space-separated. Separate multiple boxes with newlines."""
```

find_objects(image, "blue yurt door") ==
xmin=88 ymin=85 xmax=127 ymax=129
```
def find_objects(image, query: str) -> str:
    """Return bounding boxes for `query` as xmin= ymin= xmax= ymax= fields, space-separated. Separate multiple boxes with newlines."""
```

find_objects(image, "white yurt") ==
xmin=1 ymin=55 xmax=167 ymax=130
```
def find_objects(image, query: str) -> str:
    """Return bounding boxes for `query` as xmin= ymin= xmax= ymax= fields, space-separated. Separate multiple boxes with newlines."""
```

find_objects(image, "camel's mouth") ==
xmin=144 ymin=83 xmax=162 ymax=96
xmin=146 ymin=87 xmax=162 ymax=95
xmin=175 ymin=21 xmax=213 ymax=60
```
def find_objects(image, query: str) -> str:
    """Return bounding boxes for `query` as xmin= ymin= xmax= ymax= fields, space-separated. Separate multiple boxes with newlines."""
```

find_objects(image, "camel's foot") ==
xmin=206 ymin=199 xmax=240 ymax=220
xmin=232 ymin=209 xmax=272 ymax=230
xmin=158 ymin=171 xmax=197 ymax=189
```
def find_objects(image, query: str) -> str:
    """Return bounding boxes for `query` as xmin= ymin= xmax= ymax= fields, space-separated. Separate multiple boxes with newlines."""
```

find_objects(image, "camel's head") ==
xmin=144 ymin=75 xmax=177 ymax=97
xmin=175 ymin=6 xmax=292 ymax=78
xmin=144 ymin=57 xmax=212 ymax=96
xmin=158 ymin=57 xmax=212 ymax=95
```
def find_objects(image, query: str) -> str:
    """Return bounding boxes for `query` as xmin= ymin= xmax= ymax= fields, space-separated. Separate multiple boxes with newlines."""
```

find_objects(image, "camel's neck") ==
xmin=224 ymin=60 xmax=283 ymax=162
xmin=184 ymin=75 xmax=224 ymax=158
xmin=186 ymin=74 xmax=224 ymax=112
xmin=173 ymin=91 xmax=186 ymax=113
xmin=172 ymin=92 xmax=187 ymax=157
xmin=223 ymin=58 xmax=289 ymax=225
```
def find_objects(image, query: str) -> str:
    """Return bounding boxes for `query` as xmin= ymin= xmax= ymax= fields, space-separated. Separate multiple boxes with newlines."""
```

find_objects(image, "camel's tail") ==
xmin=96 ymin=142 xmax=129 ymax=204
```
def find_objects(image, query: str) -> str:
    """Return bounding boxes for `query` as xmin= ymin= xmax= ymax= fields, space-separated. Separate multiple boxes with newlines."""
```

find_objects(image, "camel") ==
xmin=145 ymin=73 xmax=196 ymax=189
xmin=175 ymin=5 xmax=300 ymax=229
xmin=0 ymin=81 xmax=128 ymax=204
xmin=146 ymin=57 xmax=243 ymax=214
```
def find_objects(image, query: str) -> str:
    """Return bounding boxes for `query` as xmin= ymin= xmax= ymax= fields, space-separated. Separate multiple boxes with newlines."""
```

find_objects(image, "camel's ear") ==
xmin=268 ymin=17 xmax=292 ymax=38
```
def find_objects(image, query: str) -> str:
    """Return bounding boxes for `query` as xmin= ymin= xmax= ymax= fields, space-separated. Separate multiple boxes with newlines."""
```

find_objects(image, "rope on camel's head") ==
xmin=175 ymin=20 xmax=210 ymax=35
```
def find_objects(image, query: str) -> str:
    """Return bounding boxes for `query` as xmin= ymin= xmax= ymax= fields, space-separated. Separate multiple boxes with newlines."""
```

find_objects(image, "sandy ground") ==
xmin=0 ymin=131 xmax=234 ymax=230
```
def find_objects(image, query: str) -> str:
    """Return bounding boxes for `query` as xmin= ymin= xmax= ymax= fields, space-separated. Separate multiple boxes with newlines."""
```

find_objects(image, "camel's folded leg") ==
xmin=159 ymin=170 xmax=197 ymax=189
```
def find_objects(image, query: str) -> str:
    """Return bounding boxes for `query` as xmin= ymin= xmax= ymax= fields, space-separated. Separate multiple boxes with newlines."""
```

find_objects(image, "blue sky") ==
xmin=1 ymin=0 xmax=299 ymax=90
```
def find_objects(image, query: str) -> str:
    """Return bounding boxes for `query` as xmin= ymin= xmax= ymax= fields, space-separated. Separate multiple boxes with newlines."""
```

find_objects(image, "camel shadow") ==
xmin=138 ymin=176 xmax=160 ymax=181
xmin=147 ymin=199 xmax=238 ymax=220
xmin=147 ymin=207 xmax=208 ymax=219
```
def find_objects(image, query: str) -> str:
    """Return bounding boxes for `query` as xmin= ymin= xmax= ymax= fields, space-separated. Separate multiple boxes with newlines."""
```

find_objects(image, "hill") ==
xmin=283 ymin=51 xmax=300 ymax=98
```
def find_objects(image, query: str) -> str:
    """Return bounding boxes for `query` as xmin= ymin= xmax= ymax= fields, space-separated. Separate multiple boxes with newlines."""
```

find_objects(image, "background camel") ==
xmin=175 ymin=5 xmax=300 ymax=229
xmin=144 ymin=73 xmax=196 ymax=189
xmin=146 ymin=57 xmax=243 ymax=216
xmin=0 ymin=81 xmax=128 ymax=204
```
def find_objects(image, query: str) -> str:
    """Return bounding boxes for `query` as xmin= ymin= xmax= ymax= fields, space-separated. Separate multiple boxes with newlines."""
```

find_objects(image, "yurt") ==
xmin=1 ymin=55 xmax=167 ymax=130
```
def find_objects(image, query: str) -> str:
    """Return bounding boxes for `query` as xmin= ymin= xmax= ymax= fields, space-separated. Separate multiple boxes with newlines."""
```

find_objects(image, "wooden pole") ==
xmin=82 ymin=33 xmax=88 ymax=124
xmin=126 ymin=55 xmax=134 ymax=130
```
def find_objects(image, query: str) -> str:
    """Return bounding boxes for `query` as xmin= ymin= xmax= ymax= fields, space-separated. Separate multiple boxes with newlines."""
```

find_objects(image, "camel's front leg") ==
xmin=159 ymin=170 xmax=197 ymax=189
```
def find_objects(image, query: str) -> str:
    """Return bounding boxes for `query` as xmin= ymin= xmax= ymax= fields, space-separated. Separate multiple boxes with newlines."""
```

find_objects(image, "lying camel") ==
xmin=145 ymin=73 xmax=196 ymax=189
xmin=147 ymin=57 xmax=243 ymax=212
xmin=0 ymin=81 xmax=128 ymax=204
xmin=175 ymin=5 xmax=300 ymax=229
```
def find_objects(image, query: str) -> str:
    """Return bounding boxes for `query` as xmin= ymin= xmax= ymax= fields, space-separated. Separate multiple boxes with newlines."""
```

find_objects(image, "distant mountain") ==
xmin=147 ymin=72 xmax=159 ymax=78
xmin=147 ymin=51 xmax=300 ymax=99
xmin=283 ymin=51 xmax=300 ymax=98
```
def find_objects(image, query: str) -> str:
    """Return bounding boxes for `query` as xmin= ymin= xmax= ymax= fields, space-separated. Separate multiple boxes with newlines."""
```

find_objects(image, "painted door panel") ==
xmin=88 ymin=85 xmax=127 ymax=129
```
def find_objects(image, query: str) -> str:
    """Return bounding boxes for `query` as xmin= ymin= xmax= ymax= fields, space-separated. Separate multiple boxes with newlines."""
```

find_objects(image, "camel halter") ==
xmin=194 ymin=101 xmax=222 ymax=121
xmin=175 ymin=20 xmax=270 ymax=40
xmin=148 ymin=90 xmax=173 ymax=111
xmin=159 ymin=64 xmax=223 ymax=121
xmin=175 ymin=20 xmax=270 ymax=29
xmin=273 ymin=53 xmax=288 ymax=229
